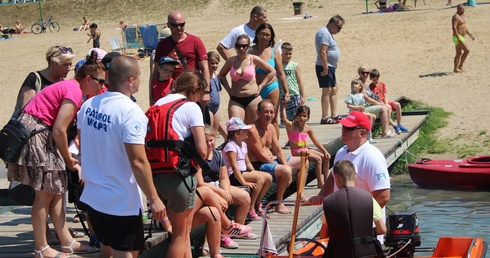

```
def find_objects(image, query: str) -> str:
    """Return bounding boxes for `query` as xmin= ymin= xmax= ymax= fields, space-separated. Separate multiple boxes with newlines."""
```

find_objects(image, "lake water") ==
xmin=389 ymin=174 xmax=490 ymax=253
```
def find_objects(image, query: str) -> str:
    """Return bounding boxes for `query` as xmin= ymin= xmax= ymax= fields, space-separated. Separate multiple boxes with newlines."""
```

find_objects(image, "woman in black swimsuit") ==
xmin=218 ymin=34 xmax=275 ymax=124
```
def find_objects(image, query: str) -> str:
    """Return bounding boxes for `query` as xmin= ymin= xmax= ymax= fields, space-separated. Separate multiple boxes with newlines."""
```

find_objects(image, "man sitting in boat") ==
xmin=322 ymin=160 xmax=387 ymax=258
xmin=309 ymin=111 xmax=391 ymax=242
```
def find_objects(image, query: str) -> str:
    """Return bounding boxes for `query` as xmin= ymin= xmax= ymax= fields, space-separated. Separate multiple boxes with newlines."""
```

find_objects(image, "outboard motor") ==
xmin=385 ymin=212 xmax=421 ymax=258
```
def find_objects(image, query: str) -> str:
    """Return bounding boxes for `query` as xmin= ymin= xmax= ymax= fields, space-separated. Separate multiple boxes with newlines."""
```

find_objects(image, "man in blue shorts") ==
xmin=246 ymin=99 xmax=303 ymax=214
xmin=315 ymin=15 xmax=345 ymax=125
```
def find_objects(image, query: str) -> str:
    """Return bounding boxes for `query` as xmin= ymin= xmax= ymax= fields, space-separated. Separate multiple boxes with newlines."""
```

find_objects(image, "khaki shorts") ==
xmin=365 ymin=105 xmax=381 ymax=117
xmin=153 ymin=173 xmax=196 ymax=212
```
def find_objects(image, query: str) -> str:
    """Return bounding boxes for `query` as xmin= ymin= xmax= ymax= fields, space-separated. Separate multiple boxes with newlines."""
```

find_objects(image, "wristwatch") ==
xmin=204 ymin=91 xmax=211 ymax=94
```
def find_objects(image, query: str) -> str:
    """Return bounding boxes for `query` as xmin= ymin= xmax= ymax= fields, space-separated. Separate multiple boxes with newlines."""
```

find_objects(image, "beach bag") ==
xmin=0 ymin=119 xmax=49 ymax=163
xmin=8 ymin=181 xmax=35 ymax=206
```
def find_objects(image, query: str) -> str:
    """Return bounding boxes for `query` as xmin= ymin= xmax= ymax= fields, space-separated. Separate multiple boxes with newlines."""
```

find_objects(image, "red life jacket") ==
xmin=145 ymin=98 xmax=217 ymax=180
xmin=145 ymin=98 xmax=190 ymax=174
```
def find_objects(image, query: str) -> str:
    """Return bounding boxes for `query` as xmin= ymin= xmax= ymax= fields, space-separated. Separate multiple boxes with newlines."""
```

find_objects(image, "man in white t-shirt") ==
xmin=309 ymin=111 xmax=390 ymax=241
xmin=216 ymin=5 xmax=268 ymax=60
xmin=78 ymin=56 xmax=165 ymax=258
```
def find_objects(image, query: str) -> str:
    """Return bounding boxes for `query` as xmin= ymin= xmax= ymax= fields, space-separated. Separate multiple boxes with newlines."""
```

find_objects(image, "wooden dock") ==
xmin=0 ymin=97 xmax=428 ymax=257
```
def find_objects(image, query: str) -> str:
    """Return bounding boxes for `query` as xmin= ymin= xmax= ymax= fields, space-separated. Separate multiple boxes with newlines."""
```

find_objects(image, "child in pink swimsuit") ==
xmin=280 ymin=104 xmax=331 ymax=188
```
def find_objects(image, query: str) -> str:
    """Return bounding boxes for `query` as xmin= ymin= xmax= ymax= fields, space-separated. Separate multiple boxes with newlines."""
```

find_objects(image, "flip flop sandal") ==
xmin=325 ymin=118 xmax=338 ymax=124
xmin=34 ymin=245 xmax=67 ymax=258
xmin=320 ymin=117 xmax=330 ymax=124
xmin=61 ymin=240 xmax=99 ymax=254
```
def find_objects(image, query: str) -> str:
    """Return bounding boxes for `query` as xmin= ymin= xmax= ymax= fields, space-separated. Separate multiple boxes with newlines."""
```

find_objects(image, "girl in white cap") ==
xmin=223 ymin=117 xmax=273 ymax=220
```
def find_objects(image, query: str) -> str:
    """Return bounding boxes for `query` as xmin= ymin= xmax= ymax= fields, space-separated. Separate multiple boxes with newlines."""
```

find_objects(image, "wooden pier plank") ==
xmin=0 ymin=96 xmax=428 ymax=257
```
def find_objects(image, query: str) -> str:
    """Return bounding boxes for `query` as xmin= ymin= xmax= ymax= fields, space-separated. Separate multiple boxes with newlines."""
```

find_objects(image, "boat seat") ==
xmin=431 ymin=236 xmax=474 ymax=257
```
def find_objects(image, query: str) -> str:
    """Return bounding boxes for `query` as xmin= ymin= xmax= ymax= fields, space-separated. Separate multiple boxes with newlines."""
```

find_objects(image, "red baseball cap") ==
xmin=338 ymin=111 xmax=371 ymax=131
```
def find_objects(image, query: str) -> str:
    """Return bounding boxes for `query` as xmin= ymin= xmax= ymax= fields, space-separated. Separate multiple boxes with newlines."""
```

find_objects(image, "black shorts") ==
xmin=83 ymin=203 xmax=145 ymax=252
xmin=228 ymin=169 xmax=252 ymax=186
xmin=315 ymin=65 xmax=337 ymax=88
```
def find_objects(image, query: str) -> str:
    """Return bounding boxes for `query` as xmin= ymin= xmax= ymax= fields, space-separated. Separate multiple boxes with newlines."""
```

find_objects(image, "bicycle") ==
xmin=31 ymin=16 xmax=60 ymax=34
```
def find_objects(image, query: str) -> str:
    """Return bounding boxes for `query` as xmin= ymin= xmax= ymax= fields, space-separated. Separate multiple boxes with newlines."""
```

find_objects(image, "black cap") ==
xmin=101 ymin=52 xmax=122 ymax=70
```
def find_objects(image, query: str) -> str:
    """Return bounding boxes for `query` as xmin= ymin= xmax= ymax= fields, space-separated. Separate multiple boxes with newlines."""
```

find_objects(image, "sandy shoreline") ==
xmin=0 ymin=0 xmax=488 ymax=159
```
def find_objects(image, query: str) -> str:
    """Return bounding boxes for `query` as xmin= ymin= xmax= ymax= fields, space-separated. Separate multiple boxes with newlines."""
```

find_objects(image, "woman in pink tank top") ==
xmin=218 ymin=34 xmax=275 ymax=125
xmin=8 ymin=55 xmax=105 ymax=258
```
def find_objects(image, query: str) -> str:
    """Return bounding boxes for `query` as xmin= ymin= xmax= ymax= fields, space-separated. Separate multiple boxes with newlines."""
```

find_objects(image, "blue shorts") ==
xmin=260 ymin=80 xmax=280 ymax=99
xmin=251 ymin=157 xmax=291 ymax=179
xmin=315 ymin=65 xmax=337 ymax=88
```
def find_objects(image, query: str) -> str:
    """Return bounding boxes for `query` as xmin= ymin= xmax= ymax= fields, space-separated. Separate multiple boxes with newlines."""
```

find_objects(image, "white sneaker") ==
xmin=381 ymin=130 xmax=396 ymax=138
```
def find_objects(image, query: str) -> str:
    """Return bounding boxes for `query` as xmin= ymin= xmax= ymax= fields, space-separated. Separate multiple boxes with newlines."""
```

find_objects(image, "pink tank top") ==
xmin=230 ymin=56 xmax=255 ymax=82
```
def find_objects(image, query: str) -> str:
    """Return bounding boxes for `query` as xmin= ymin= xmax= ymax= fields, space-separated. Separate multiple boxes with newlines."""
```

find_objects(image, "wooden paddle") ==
xmin=288 ymin=150 xmax=309 ymax=258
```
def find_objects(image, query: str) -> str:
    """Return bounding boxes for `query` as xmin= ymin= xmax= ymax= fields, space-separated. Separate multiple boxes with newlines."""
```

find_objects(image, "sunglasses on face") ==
xmin=259 ymin=32 xmax=271 ymax=38
xmin=361 ymin=71 xmax=370 ymax=75
xmin=342 ymin=126 xmax=364 ymax=131
xmin=334 ymin=23 xmax=342 ymax=31
xmin=169 ymin=22 xmax=186 ymax=28
xmin=90 ymin=75 xmax=105 ymax=85
xmin=235 ymin=43 xmax=249 ymax=49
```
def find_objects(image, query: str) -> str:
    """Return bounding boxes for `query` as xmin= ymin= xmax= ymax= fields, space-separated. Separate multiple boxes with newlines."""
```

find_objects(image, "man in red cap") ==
xmin=309 ymin=111 xmax=390 ymax=241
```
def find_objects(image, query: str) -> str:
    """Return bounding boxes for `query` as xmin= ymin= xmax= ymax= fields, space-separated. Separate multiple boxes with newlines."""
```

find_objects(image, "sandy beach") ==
xmin=1 ymin=0 xmax=489 ymax=159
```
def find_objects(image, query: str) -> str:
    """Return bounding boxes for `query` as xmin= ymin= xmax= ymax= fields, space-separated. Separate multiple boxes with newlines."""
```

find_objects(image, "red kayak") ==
xmin=408 ymin=156 xmax=490 ymax=189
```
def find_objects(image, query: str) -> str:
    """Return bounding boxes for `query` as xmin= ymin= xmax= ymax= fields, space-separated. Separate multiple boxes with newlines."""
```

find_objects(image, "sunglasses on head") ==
xmin=57 ymin=46 xmax=73 ymax=54
xmin=235 ymin=43 xmax=249 ymax=49
xmin=50 ymin=46 xmax=73 ymax=61
xmin=90 ymin=75 xmax=105 ymax=85
xmin=361 ymin=71 xmax=370 ymax=75
xmin=169 ymin=22 xmax=186 ymax=28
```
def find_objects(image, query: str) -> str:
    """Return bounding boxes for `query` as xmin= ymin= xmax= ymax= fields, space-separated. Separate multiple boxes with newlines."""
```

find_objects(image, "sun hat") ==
xmin=158 ymin=56 xmax=179 ymax=66
xmin=338 ymin=111 xmax=371 ymax=131
xmin=226 ymin=117 xmax=252 ymax=131
xmin=87 ymin=48 xmax=107 ymax=61
xmin=159 ymin=27 xmax=171 ymax=39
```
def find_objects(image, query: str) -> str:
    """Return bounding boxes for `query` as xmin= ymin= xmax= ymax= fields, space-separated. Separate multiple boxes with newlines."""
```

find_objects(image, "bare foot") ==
xmin=453 ymin=68 xmax=462 ymax=73
xmin=275 ymin=204 xmax=291 ymax=214
xmin=300 ymin=193 xmax=309 ymax=201
xmin=457 ymin=67 xmax=464 ymax=72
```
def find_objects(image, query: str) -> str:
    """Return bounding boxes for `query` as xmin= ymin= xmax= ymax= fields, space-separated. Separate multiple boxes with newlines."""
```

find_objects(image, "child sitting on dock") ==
xmin=202 ymin=125 xmax=257 ymax=249
xmin=280 ymin=104 xmax=331 ymax=188
xmin=345 ymin=79 xmax=378 ymax=141
xmin=369 ymin=69 xmax=410 ymax=134
xmin=222 ymin=117 xmax=273 ymax=220
xmin=346 ymin=79 xmax=396 ymax=139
